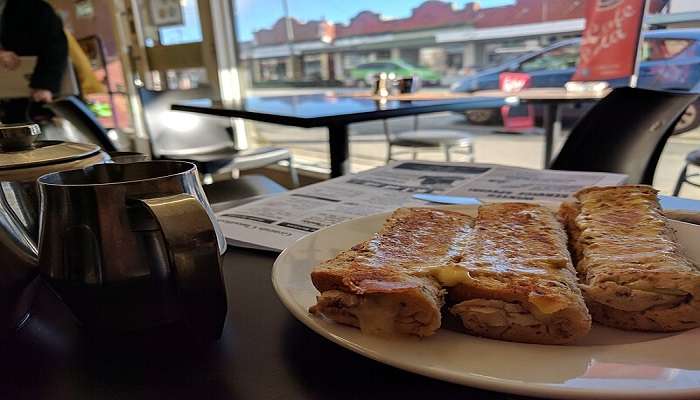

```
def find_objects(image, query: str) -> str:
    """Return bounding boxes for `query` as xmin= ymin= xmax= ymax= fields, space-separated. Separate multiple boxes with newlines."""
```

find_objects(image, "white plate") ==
xmin=272 ymin=205 xmax=700 ymax=399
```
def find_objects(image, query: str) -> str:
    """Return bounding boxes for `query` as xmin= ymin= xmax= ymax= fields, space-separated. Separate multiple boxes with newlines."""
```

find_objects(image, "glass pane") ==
xmin=158 ymin=0 xmax=203 ymax=45
xmin=642 ymin=39 xmax=694 ymax=61
xmin=519 ymin=45 xmax=580 ymax=72
xmin=137 ymin=0 xmax=203 ymax=47
xmin=134 ymin=0 xmax=209 ymax=90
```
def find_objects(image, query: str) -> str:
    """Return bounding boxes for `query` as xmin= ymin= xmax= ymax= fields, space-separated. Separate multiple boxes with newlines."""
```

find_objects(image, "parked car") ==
xmin=349 ymin=60 xmax=441 ymax=87
xmin=452 ymin=29 xmax=700 ymax=134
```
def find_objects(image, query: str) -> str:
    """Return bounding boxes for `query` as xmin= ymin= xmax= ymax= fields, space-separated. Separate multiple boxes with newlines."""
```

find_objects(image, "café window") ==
xmin=302 ymin=54 xmax=323 ymax=80
xmin=259 ymin=59 xmax=288 ymax=81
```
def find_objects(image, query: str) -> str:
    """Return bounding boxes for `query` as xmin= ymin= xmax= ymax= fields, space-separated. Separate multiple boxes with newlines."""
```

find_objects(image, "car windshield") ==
xmin=519 ymin=44 xmax=580 ymax=72
xmin=641 ymin=38 xmax=695 ymax=61
xmin=359 ymin=62 xmax=397 ymax=69
xmin=392 ymin=60 xmax=414 ymax=69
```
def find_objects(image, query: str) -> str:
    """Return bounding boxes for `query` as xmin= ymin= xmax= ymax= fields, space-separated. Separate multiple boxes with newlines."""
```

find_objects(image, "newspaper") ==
xmin=216 ymin=161 xmax=626 ymax=252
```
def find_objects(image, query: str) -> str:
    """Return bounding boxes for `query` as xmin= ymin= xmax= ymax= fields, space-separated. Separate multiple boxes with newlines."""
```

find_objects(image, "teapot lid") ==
xmin=0 ymin=123 xmax=101 ymax=170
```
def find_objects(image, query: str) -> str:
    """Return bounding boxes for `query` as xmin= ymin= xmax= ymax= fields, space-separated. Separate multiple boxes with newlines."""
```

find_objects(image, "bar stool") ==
xmin=673 ymin=149 xmax=700 ymax=195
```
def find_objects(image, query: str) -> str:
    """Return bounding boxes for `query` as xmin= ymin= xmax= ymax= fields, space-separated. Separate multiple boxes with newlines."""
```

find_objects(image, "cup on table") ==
xmin=396 ymin=76 xmax=421 ymax=94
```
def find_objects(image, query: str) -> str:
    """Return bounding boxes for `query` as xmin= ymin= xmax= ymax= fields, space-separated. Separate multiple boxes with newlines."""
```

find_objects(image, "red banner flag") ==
xmin=572 ymin=0 xmax=647 ymax=83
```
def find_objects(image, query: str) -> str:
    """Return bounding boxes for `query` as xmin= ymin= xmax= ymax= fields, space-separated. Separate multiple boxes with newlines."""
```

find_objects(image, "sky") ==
xmin=235 ymin=0 xmax=515 ymax=41
xmin=159 ymin=0 xmax=515 ymax=45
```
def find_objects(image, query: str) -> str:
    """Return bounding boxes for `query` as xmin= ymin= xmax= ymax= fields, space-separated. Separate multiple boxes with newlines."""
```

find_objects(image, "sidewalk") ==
xmin=248 ymin=111 xmax=700 ymax=198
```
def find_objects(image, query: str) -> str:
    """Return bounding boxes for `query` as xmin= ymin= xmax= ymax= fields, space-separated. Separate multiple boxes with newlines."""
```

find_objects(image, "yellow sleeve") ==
xmin=65 ymin=30 xmax=107 ymax=95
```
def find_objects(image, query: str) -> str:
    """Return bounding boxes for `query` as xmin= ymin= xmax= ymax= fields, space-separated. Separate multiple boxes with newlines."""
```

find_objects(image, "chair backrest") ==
xmin=550 ymin=87 xmax=699 ymax=184
xmin=382 ymin=115 xmax=421 ymax=142
xmin=46 ymin=96 xmax=117 ymax=151
xmin=137 ymin=87 xmax=235 ymax=159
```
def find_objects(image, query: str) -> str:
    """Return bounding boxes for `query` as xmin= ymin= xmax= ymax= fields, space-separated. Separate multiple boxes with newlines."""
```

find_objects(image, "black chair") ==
xmin=550 ymin=87 xmax=699 ymax=185
xmin=138 ymin=87 xmax=298 ymax=187
xmin=45 ymin=96 xmax=118 ymax=152
xmin=672 ymin=149 xmax=700 ymax=196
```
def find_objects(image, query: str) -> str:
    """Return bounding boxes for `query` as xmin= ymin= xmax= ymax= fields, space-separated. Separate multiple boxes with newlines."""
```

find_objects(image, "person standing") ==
xmin=0 ymin=0 xmax=68 ymax=123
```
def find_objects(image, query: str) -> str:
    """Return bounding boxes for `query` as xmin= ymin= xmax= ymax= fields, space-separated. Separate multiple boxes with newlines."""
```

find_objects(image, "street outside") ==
xmin=246 ymin=88 xmax=700 ymax=199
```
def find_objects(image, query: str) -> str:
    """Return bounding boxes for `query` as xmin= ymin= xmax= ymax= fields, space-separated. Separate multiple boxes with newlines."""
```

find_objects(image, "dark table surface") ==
xmin=1 ymin=246 xmax=529 ymax=400
xmin=171 ymin=94 xmax=507 ymax=128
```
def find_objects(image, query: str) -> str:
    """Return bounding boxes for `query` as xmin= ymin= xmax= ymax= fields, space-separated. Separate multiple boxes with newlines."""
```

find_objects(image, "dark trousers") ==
xmin=0 ymin=98 xmax=54 ymax=124
xmin=0 ymin=98 xmax=31 ymax=123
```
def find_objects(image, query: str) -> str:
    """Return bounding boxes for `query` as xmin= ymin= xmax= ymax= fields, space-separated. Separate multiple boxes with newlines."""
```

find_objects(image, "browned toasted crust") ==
xmin=558 ymin=201 xmax=583 ymax=265
xmin=310 ymin=207 xmax=474 ymax=337
xmin=563 ymin=185 xmax=700 ymax=332
xmin=449 ymin=203 xmax=591 ymax=345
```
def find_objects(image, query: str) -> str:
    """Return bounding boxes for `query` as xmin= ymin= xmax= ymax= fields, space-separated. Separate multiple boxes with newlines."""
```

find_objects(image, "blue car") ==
xmin=452 ymin=28 xmax=700 ymax=134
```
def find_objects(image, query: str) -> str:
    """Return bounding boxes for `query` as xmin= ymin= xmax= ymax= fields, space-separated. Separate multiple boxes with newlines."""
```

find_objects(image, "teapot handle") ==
xmin=136 ymin=193 xmax=227 ymax=340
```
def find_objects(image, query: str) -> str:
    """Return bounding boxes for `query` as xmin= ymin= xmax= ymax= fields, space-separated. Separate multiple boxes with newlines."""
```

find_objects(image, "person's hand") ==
xmin=31 ymin=89 xmax=53 ymax=103
xmin=0 ymin=50 xmax=20 ymax=71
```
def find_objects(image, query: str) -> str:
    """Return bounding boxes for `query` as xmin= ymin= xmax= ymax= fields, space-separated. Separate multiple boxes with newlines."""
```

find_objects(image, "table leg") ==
xmin=542 ymin=103 xmax=560 ymax=168
xmin=328 ymin=123 xmax=350 ymax=177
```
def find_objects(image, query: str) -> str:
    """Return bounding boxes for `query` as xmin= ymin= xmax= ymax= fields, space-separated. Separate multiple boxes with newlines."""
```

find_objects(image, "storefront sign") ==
xmin=572 ymin=0 xmax=648 ymax=84
xmin=148 ymin=0 xmax=184 ymax=27
xmin=75 ymin=0 xmax=95 ymax=19
xmin=499 ymin=72 xmax=530 ymax=93
xmin=499 ymin=72 xmax=534 ymax=131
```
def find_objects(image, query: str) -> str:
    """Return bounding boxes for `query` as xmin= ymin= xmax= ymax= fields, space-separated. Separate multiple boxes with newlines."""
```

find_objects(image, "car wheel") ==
xmin=673 ymin=103 xmax=699 ymax=135
xmin=464 ymin=109 xmax=498 ymax=125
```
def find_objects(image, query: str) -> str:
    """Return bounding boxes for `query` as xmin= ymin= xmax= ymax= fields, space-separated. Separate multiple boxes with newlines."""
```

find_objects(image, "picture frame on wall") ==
xmin=148 ymin=0 xmax=184 ymax=27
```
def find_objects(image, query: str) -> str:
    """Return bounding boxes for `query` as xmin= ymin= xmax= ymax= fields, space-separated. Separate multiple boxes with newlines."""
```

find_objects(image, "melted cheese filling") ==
xmin=352 ymin=296 xmax=402 ymax=336
xmin=416 ymin=264 xmax=567 ymax=316
xmin=417 ymin=265 xmax=472 ymax=287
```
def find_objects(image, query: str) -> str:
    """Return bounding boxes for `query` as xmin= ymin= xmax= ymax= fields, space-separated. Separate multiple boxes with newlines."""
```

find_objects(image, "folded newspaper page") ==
xmin=216 ymin=161 xmax=626 ymax=252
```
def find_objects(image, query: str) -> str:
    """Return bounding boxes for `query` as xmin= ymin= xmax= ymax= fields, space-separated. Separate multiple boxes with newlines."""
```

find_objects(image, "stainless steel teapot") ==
xmin=1 ymin=124 xmax=226 ymax=340
xmin=0 ymin=123 xmax=111 ymax=322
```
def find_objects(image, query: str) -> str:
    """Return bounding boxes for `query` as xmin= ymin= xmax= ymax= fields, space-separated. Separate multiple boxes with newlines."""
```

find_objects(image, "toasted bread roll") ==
xmin=561 ymin=185 xmax=700 ymax=332
xmin=310 ymin=208 xmax=474 ymax=337
xmin=431 ymin=203 xmax=591 ymax=344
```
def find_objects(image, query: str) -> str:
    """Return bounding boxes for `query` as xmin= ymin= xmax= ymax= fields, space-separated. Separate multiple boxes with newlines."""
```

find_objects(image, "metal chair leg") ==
xmin=468 ymin=143 xmax=475 ymax=163
xmin=443 ymin=145 xmax=451 ymax=162
xmin=287 ymin=157 xmax=300 ymax=188
xmin=673 ymin=164 xmax=689 ymax=196
xmin=411 ymin=149 xmax=417 ymax=160
xmin=386 ymin=144 xmax=393 ymax=163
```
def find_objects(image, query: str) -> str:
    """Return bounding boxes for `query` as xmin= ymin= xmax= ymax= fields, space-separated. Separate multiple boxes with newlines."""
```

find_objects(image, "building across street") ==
xmin=239 ymin=0 xmax=700 ymax=86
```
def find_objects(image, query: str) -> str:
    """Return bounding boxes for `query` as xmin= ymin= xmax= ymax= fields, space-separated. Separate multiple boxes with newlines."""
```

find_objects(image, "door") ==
xmin=113 ymin=0 xmax=247 ymax=152
xmin=125 ymin=0 xmax=220 ymax=92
